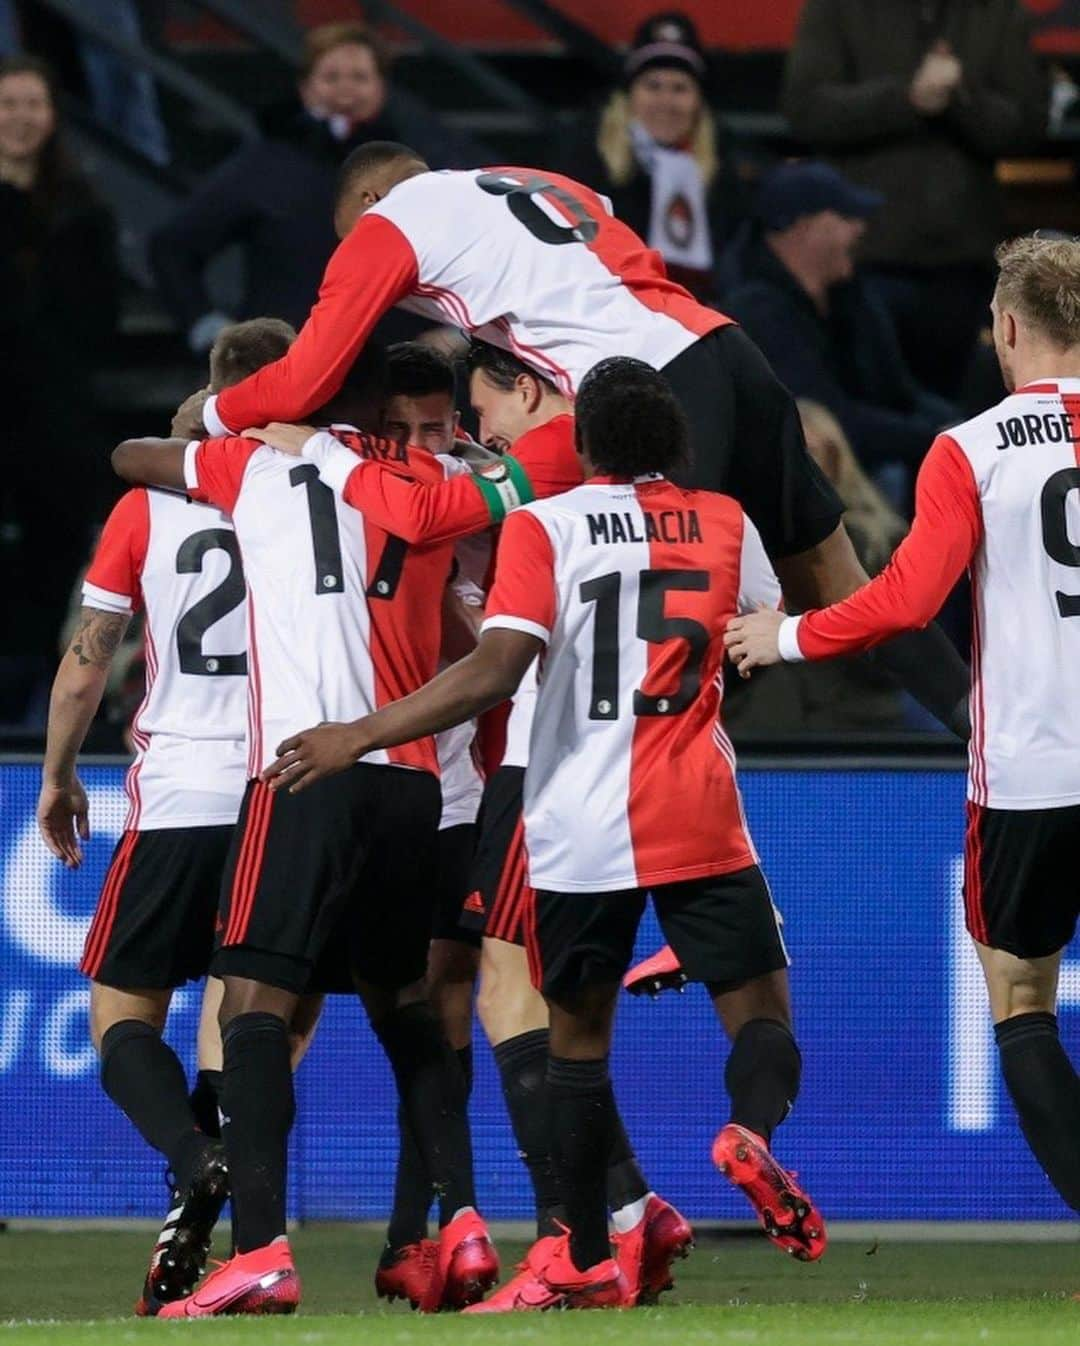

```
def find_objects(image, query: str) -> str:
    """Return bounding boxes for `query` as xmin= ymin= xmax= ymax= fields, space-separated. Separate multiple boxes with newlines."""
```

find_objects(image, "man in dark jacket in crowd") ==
xmin=781 ymin=0 xmax=1046 ymax=399
xmin=150 ymin=22 xmax=486 ymax=351
xmin=724 ymin=162 xmax=957 ymax=485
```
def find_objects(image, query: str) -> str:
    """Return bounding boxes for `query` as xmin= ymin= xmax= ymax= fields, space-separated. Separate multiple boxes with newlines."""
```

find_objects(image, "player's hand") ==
xmin=37 ymin=777 xmax=90 ymax=868
xmin=242 ymin=423 xmax=317 ymax=456
xmin=260 ymin=723 xmax=364 ymax=793
xmin=171 ymin=387 xmax=212 ymax=440
xmin=724 ymin=607 xmax=786 ymax=678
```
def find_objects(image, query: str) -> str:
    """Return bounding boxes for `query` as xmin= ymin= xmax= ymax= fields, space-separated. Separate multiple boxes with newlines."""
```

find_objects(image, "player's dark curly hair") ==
xmin=574 ymin=357 xmax=690 ymax=478
xmin=387 ymin=341 xmax=456 ymax=401
xmin=464 ymin=340 xmax=559 ymax=395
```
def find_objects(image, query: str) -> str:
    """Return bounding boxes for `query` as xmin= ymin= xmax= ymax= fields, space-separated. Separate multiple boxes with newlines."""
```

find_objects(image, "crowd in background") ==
xmin=0 ymin=0 xmax=1060 ymax=741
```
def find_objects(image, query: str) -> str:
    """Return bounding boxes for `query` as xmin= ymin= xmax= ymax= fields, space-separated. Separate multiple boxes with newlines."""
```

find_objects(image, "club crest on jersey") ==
xmin=587 ymin=509 xmax=703 ymax=546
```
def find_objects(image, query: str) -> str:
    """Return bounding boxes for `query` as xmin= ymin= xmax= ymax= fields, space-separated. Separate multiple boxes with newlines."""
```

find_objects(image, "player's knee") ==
xmin=976 ymin=943 xmax=1060 ymax=1022
xmin=218 ymin=975 xmax=294 ymax=1030
xmin=89 ymin=984 xmax=168 ymax=1055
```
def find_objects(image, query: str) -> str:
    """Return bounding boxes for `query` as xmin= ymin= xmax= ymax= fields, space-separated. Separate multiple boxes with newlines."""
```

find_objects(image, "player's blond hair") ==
xmin=596 ymin=90 xmax=717 ymax=188
xmin=995 ymin=235 xmax=1080 ymax=350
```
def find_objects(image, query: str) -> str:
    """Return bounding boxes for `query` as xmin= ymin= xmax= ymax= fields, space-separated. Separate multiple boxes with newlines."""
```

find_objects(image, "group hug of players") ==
xmin=38 ymin=142 xmax=1080 ymax=1316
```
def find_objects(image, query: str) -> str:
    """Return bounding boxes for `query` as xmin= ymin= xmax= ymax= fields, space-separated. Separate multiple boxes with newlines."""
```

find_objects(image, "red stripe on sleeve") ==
xmin=796 ymin=434 xmax=983 ymax=660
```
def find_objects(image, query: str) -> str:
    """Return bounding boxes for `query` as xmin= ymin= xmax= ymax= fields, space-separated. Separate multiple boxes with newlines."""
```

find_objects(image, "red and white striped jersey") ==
xmin=82 ymin=487 xmax=248 ymax=830
xmin=780 ymin=379 xmax=1080 ymax=810
xmin=183 ymin=432 xmax=455 ymax=778
xmin=206 ymin=170 xmax=730 ymax=433
xmin=483 ymin=475 xmax=780 ymax=892
xmin=437 ymin=566 xmax=486 ymax=829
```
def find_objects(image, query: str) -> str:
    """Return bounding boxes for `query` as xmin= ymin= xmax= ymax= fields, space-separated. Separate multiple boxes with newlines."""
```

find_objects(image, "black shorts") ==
xmin=661 ymin=324 xmax=843 ymax=558
xmin=460 ymin=766 xmax=530 ymax=947
xmin=213 ymin=764 xmax=441 ymax=994
xmin=530 ymin=865 xmax=789 ymax=1002
xmin=80 ymin=825 xmax=232 ymax=990
xmin=433 ymin=823 xmax=480 ymax=947
xmin=963 ymin=801 xmax=1080 ymax=959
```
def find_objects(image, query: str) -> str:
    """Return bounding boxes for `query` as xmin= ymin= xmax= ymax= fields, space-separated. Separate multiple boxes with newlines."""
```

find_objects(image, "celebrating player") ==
xmin=37 ymin=318 xmax=296 ymax=1313
xmin=726 ymin=235 xmax=1080 ymax=1218
xmin=372 ymin=342 xmax=487 ymax=1305
xmin=110 ymin=350 xmax=495 ymax=1317
xmin=185 ymin=140 xmax=969 ymax=732
xmin=261 ymin=358 xmax=826 ymax=1308
xmin=251 ymin=343 xmax=694 ymax=1307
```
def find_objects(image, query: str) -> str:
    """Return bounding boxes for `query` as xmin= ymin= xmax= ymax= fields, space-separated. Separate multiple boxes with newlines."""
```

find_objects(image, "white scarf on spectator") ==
xmin=629 ymin=120 xmax=712 ymax=271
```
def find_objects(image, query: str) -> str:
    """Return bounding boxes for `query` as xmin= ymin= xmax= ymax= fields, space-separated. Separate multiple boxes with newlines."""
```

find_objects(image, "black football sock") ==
xmin=548 ymin=1055 xmax=618 ymax=1272
xmin=387 ymin=1108 xmax=433 ymax=1250
xmin=189 ymin=1068 xmax=223 ymax=1139
xmin=606 ymin=1107 xmax=650 ymax=1230
xmin=724 ymin=1017 xmax=802 ymax=1143
xmin=995 ymin=1012 xmax=1080 ymax=1212
xmin=374 ymin=1003 xmax=476 ymax=1226
xmin=457 ymin=1043 xmax=474 ymax=1098
xmin=493 ymin=1028 xmax=565 ymax=1236
xmin=100 ymin=1019 xmax=208 ymax=1191
xmin=221 ymin=1012 xmax=295 ymax=1253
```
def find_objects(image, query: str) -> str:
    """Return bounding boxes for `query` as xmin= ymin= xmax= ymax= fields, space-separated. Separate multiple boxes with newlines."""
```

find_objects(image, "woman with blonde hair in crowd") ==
xmin=559 ymin=11 xmax=738 ymax=304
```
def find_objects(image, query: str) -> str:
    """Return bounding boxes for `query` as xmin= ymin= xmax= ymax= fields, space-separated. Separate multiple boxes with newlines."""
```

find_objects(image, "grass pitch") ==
xmin=1 ymin=1226 xmax=1078 ymax=1345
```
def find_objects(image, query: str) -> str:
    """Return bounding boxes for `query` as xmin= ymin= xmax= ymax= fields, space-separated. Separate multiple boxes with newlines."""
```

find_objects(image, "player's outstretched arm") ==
xmin=731 ymin=435 xmax=982 ymax=685
xmin=38 ymin=607 xmax=130 ymax=867
xmin=112 ymin=437 xmax=189 ymax=491
xmin=261 ymin=629 xmax=541 ymax=795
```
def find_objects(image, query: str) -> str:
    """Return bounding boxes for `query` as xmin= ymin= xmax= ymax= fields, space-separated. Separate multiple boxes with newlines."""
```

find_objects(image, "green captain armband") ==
xmin=470 ymin=454 xmax=536 ymax=522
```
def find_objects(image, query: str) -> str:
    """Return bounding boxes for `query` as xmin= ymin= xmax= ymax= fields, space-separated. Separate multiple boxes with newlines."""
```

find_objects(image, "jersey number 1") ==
xmin=580 ymin=569 xmax=710 ymax=720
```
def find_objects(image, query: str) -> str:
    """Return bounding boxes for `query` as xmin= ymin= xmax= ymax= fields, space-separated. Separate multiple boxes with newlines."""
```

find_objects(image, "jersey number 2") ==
xmin=1041 ymin=467 xmax=1080 ymax=618
xmin=175 ymin=529 xmax=247 ymax=676
xmin=580 ymin=569 xmax=710 ymax=720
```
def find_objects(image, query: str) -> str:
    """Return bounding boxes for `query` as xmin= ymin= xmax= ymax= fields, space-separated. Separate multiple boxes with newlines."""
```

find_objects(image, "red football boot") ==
xmin=156 ymin=1241 xmax=300 ymax=1317
xmin=375 ymin=1240 xmax=438 ymax=1309
xmin=461 ymin=1235 xmax=564 ymax=1313
xmin=419 ymin=1209 xmax=499 ymax=1312
xmin=712 ymin=1123 xmax=827 ymax=1262
xmin=622 ymin=946 xmax=688 ymax=998
xmin=614 ymin=1195 xmax=694 ymax=1304
xmin=540 ymin=1234 xmax=634 ymax=1309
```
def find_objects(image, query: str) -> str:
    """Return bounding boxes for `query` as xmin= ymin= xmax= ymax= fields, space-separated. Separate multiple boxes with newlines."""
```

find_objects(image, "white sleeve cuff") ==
xmin=481 ymin=614 xmax=550 ymax=644
xmin=182 ymin=440 xmax=202 ymax=492
xmin=81 ymin=582 xmax=133 ymax=615
xmin=202 ymin=394 xmax=229 ymax=437
xmin=313 ymin=438 xmax=362 ymax=494
xmin=777 ymin=615 xmax=806 ymax=663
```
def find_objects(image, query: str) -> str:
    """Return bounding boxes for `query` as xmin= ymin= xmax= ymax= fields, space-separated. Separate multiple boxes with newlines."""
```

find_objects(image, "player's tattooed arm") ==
xmin=262 ymin=628 xmax=541 ymax=794
xmin=112 ymin=437 xmax=188 ymax=490
xmin=38 ymin=607 xmax=132 ymax=866
xmin=70 ymin=607 xmax=129 ymax=668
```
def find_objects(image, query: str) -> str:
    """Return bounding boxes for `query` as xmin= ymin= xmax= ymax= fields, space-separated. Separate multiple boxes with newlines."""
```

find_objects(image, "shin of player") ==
xmin=726 ymin=235 xmax=1080 ymax=1216
xmin=263 ymin=359 xmax=828 ymax=1306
